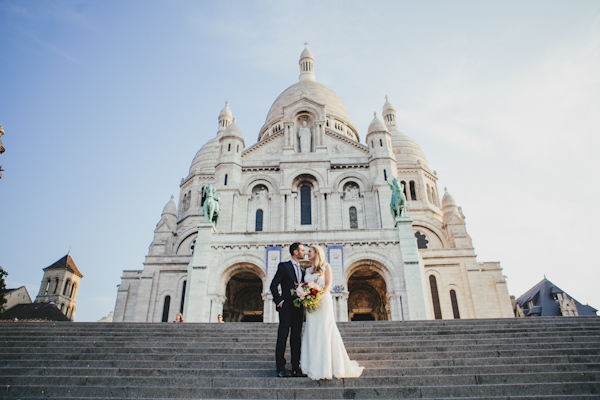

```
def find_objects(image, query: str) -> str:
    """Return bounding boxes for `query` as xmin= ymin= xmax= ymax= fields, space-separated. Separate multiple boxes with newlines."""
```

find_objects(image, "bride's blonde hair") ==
xmin=311 ymin=245 xmax=326 ymax=276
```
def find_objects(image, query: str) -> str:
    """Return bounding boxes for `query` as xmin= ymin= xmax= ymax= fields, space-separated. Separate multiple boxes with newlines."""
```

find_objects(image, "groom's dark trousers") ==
xmin=270 ymin=260 xmax=304 ymax=372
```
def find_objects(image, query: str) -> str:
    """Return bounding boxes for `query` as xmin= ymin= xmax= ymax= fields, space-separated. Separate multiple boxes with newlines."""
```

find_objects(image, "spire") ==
xmin=299 ymin=42 xmax=316 ymax=82
xmin=382 ymin=95 xmax=397 ymax=127
xmin=218 ymin=101 xmax=233 ymax=132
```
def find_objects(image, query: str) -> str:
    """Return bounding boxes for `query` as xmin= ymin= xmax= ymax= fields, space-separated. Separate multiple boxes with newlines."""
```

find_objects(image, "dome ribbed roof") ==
xmin=189 ymin=134 xmax=220 ymax=175
xmin=261 ymin=80 xmax=354 ymax=135
xmin=367 ymin=113 xmax=388 ymax=135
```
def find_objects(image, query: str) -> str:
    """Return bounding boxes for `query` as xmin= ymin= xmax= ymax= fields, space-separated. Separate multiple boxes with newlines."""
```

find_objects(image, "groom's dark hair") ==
xmin=289 ymin=242 xmax=302 ymax=257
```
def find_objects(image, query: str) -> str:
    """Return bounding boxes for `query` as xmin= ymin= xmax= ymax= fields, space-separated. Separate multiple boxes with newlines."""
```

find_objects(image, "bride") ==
xmin=300 ymin=244 xmax=364 ymax=380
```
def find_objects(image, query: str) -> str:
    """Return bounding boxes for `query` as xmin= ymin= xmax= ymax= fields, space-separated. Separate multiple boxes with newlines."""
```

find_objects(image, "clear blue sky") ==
xmin=1 ymin=1 xmax=599 ymax=321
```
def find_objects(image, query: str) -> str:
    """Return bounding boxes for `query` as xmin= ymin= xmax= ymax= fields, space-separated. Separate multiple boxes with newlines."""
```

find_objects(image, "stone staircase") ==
xmin=1 ymin=317 xmax=599 ymax=399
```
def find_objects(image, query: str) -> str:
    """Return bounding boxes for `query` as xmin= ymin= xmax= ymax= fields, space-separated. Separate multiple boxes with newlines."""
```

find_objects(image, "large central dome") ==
xmin=263 ymin=80 xmax=354 ymax=129
xmin=259 ymin=45 xmax=356 ymax=140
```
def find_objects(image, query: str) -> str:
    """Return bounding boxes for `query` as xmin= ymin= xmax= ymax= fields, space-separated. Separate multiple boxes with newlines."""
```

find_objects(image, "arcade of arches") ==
xmin=223 ymin=270 xmax=263 ymax=322
xmin=347 ymin=265 xmax=389 ymax=321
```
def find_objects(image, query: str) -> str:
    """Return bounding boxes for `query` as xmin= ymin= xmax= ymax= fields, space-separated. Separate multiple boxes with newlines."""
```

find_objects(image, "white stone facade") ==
xmin=113 ymin=45 xmax=514 ymax=323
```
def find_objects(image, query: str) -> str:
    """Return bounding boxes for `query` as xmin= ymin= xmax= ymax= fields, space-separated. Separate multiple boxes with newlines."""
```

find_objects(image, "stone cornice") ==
xmin=242 ymin=131 xmax=284 ymax=156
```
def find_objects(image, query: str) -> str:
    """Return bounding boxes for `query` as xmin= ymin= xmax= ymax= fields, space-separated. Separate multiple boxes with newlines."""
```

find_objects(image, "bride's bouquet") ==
xmin=291 ymin=281 xmax=323 ymax=313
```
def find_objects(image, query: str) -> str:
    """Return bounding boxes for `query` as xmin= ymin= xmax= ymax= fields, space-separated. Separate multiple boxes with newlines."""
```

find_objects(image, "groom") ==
xmin=270 ymin=242 xmax=307 ymax=378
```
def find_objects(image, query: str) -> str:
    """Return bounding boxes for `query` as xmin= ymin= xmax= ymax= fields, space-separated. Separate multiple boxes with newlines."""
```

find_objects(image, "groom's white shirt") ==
xmin=278 ymin=258 xmax=301 ymax=308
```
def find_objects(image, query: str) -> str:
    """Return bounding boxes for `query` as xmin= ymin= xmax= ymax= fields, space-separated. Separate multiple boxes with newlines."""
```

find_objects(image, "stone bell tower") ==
xmin=35 ymin=254 xmax=83 ymax=321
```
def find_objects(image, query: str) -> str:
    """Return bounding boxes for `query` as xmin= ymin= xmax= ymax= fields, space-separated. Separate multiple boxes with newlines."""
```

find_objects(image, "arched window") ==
xmin=59 ymin=303 xmax=64 ymax=312
xmin=349 ymin=206 xmax=358 ymax=229
xmin=224 ymin=174 xmax=228 ymax=186
xmin=66 ymin=306 xmax=71 ymax=317
xmin=415 ymin=231 xmax=428 ymax=249
xmin=426 ymin=184 xmax=432 ymax=202
xmin=228 ymin=143 xmax=231 ymax=152
xmin=429 ymin=275 xmax=442 ymax=319
xmin=180 ymin=281 xmax=187 ymax=313
xmin=70 ymin=283 xmax=76 ymax=299
xmin=400 ymin=181 xmax=408 ymax=199
xmin=237 ymin=145 xmax=239 ymax=153
xmin=255 ymin=209 xmax=264 ymax=232
xmin=450 ymin=290 xmax=460 ymax=319
xmin=53 ymin=278 xmax=59 ymax=294
xmin=44 ymin=279 xmax=51 ymax=295
xmin=162 ymin=296 xmax=171 ymax=322
xmin=300 ymin=185 xmax=312 ymax=225
xmin=409 ymin=181 xmax=417 ymax=201
xmin=63 ymin=279 xmax=71 ymax=296
xmin=383 ymin=170 xmax=388 ymax=181
xmin=379 ymin=138 xmax=383 ymax=147
xmin=190 ymin=239 xmax=196 ymax=255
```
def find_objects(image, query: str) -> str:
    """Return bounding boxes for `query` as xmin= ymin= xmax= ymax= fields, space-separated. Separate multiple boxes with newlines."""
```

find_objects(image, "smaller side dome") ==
xmin=221 ymin=117 xmax=244 ymax=141
xmin=442 ymin=187 xmax=458 ymax=209
xmin=367 ymin=112 xmax=389 ymax=135
xmin=162 ymin=195 xmax=177 ymax=217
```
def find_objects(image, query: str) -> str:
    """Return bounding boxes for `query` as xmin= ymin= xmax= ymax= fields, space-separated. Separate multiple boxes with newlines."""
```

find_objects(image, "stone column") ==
xmin=183 ymin=222 xmax=216 ymax=322
xmin=209 ymin=295 xmax=226 ymax=322
xmin=262 ymin=292 xmax=278 ymax=323
xmin=388 ymin=291 xmax=403 ymax=321
xmin=396 ymin=217 xmax=429 ymax=320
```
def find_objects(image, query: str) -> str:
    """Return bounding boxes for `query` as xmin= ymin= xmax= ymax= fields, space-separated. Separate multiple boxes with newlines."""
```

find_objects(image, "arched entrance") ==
xmin=347 ymin=265 xmax=389 ymax=321
xmin=223 ymin=270 xmax=263 ymax=322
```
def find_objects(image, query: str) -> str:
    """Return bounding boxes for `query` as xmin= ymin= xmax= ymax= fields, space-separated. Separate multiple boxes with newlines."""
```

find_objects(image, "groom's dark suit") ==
xmin=270 ymin=260 xmax=305 ymax=373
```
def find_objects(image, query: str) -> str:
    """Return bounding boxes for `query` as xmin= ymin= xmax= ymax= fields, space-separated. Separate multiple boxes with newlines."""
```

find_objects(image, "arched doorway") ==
xmin=223 ymin=270 xmax=263 ymax=322
xmin=347 ymin=265 xmax=389 ymax=321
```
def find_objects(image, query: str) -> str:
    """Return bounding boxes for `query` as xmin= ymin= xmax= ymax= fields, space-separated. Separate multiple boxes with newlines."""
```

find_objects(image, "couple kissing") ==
xmin=269 ymin=243 xmax=364 ymax=380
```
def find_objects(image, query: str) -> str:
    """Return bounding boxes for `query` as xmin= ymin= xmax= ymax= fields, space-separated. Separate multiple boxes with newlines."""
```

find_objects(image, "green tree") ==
xmin=0 ymin=266 xmax=8 ymax=314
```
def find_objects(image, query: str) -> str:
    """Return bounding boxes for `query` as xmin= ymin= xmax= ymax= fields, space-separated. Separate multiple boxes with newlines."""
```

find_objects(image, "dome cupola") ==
xmin=382 ymin=95 xmax=396 ymax=127
xmin=299 ymin=42 xmax=315 ymax=82
xmin=218 ymin=101 xmax=233 ymax=131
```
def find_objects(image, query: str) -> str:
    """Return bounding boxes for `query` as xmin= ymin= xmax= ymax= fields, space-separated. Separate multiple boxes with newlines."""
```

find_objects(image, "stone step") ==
xmin=2 ymin=362 xmax=599 ymax=378
xmin=2 ymin=371 xmax=600 ymax=388
xmin=2 ymin=382 xmax=599 ymax=399
xmin=4 ymin=354 xmax=599 ymax=370
xmin=3 ymin=333 xmax=599 ymax=346
xmin=1 ymin=318 xmax=599 ymax=399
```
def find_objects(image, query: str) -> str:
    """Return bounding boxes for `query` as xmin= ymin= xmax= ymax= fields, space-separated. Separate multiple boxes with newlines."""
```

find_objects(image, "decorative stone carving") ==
xmin=266 ymin=147 xmax=278 ymax=154
xmin=252 ymin=187 xmax=269 ymax=203
xmin=344 ymin=186 xmax=360 ymax=201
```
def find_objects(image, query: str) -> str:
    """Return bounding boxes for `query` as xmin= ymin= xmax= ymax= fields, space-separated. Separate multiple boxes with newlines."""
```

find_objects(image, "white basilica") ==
xmin=113 ymin=45 xmax=514 ymax=323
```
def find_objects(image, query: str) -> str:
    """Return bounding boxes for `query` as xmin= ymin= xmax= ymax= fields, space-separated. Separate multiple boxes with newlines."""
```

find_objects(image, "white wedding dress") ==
xmin=300 ymin=264 xmax=364 ymax=380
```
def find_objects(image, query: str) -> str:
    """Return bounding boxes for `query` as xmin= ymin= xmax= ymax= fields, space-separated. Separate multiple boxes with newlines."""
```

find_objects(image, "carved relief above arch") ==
xmin=285 ymin=169 xmax=326 ymax=189
xmin=210 ymin=257 xmax=267 ymax=296
xmin=240 ymin=174 xmax=279 ymax=196
xmin=344 ymin=252 xmax=398 ymax=290
xmin=333 ymin=172 xmax=370 ymax=193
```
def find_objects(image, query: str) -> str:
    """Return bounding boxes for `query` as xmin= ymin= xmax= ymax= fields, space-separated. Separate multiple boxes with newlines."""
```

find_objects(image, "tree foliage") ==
xmin=0 ymin=266 xmax=8 ymax=314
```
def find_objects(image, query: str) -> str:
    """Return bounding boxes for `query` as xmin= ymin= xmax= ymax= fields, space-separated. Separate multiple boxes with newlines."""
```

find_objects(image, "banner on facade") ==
xmin=266 ymin=246 xmax=282 ymax=278
xmin=328 ymin=245 xmax=344 ymax=273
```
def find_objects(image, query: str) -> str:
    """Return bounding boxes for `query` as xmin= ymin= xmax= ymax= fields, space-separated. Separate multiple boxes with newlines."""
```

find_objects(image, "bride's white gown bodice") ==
xmin=300 ymin=264 xmax=364 ymax=380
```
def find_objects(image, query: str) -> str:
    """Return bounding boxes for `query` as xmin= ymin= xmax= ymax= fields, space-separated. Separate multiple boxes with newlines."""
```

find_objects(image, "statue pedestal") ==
xmin=396 ymin=217 xmax=430 ymax=320
xmin=183 ymin=222 xmax=216 ymax=322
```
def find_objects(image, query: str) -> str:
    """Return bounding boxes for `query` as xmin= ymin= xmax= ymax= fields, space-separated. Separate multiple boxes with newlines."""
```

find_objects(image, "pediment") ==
xmin=155 ymin=219 xmax=174 ymax=233
xmin=282 ymin=97 xmax=327 ymax=121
